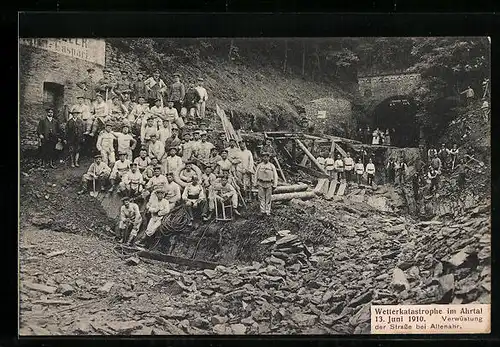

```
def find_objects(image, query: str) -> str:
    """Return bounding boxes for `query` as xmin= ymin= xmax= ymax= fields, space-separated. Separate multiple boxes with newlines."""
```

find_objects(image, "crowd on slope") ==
xmin=35 ymin=69 xmax=283 ymax=247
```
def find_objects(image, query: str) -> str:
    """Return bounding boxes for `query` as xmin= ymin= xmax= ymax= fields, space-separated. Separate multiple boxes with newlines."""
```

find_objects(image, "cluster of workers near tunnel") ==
xmin=356 ymin=127 xmax=397 ymax=146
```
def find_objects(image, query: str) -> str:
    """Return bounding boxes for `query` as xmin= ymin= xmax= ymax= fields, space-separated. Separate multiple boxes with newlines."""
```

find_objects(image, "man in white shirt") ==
xmin=354 ymin=158 xmax=365 ymax=185
xmin=118 ymin=196 xmax=142 ymax=245
xmin=343 ymin=152 xmax=354 ymax=183
xmin=366 ymin=158 xmax=376 ymax=186
xmin=333 ymin=154 xmax=344 ymax=181
xmin=164 ymin=172 xmax=182 ymax=209
xmin=195 ymin=77 xmax=208 ymax=119
xmin=109 ymin=152 xmax=132 ymax=193
xmin=119 ymin=162 xmax=144 ymax=196
xmin=163 ymin=146 xmax=183 ymax=175
xmin=182 ymin=175 xmax=207 ymax=226
xmin=197 ymin=132 xmax=215 ymax=166
xmin=148 ymin=133 xmax=165 ymax=162
xmin=133 ymin=148 xmax=151 ymax=173
xmin=144 ymin=70 xmax=167 ymax=105
xmin=143 ymin=166 xmax=168 ymax=205
xmin=113 ymin=125 xmax=137 ymax=161
xmin=136 ymin=189 xmax=170 ymax=247
xmin=238 ymin=141 xmax=255 ymax=202
xmin=70 ymin=95 xmax=92 ymax=135
xmin=90 ymin=93 xmax=109 ymax=137
xmin=324 ymin=155 xmax=335 ymax=178
xmin=96 ymin=123 xmax=116 ymax=167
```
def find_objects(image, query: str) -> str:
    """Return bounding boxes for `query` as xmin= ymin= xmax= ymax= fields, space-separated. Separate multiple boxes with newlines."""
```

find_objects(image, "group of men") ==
xmin=357 ymin=127 xmax=396 ymax=146
xmin=316 ymin=152 xmax=377 ymax=187
xmin=425 ymin=143 xmax=460 ymax=194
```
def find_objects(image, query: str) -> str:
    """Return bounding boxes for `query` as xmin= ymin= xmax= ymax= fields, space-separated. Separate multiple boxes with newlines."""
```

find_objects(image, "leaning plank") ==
xmin=336 ymin=182 xmax=347 ymax=196
xmin=334 ymin=143 xmax=348 ymax=158
xmin=325 ymin=180 xmax=338 ymax=200
xmin=117 ymin=246 xmax=219 ymax=270
xmin=313 ymin=179 xmax=328 ymax=195
xmin=295 ymin=139 xmax=329 ymax=175
xmin=292 ymin=164 xmax=329 ymax=178
xmin=273 ymin=157 xmax=287 ymax=183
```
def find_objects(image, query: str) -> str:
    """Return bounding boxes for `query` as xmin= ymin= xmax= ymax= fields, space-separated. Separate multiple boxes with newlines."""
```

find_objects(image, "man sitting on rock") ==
xmin=148 ymin=133 xmax=166 ymax=162
xmin=163 ymin=146 xmax=183 ymax=175
xmin=182 ymin=175 xmax=207 ymax=226
xmin=78 ymin=154 xmax=111 ymax=194
xmin=142 ymin=157 xmax=160 ymax=183
xmin=179 ymin=161 xmax=198 ymax=184
xmin=109 ymin=152 xmax=132 ymax=193
xmin=205 ymin=175 xmax=240 ymax=221
xmin=119 ymin=162 xmax=144 ymax=197
xmin=136 ymin=189 xmax=170 ymax=248
xmin=134 ymin=148 xmax=151 ymax=173
xmin=201 ymin=165 xmax=217 ymax=192
xmin=215 ymin=149 xmax=233 ymax=176
xmin=117 ymin=196 xmax=142 ymax=245
xmin=143 ymin=165 xmax=168 ymax=205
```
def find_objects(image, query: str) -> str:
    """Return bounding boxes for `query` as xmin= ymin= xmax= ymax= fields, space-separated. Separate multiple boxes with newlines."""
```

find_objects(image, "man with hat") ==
xmin=129 ymin=96 xmax=151 ymax=139
xmin=141 ymin=116 xmax=159 ymax=152
xmin=78 ymin=154 xmax=111 ymax=194
xmin=119 ymin=162 xmax=144 ymax=196
xmin=215 ymin=149 xmax=233 ymax=176
xmin=65 ymin=103 xmax=85 ymax=167
xmin=97 ymin=68 xmax=116 ymax=108
xmin=206 ymin=174 xmax=240 ymax=221
xmin=76 ymin=68 xmax=97 ymax=106
xmin=164 ymin=125 xmax=181 ymax=152
xmin=117 ymin=196 xmax=142 ymax=245
xmin=136 ymin=188 xmax=170 ymax=246
xmin=180 ymin=161 xmax=199 ymax=184
xmin=90 ymin=93 xmax=109 ymax=137
xmin=149 ymin=98 xmax=165 ymax=126
xmin=196 ymin=131 xmax=215 ymax=166
xmin=184 ymin=81 xmax=201 ymax=119
xmin=163 ymin=146 xmax=183 ymax=175
xmin=144 ymin=70 xmax=167 ymax=105
xmin=169 ymin=73 xmax=185 ymax=114
xmin=143 ymin=165 xmax=168 ymax=204
xmin=120 ymin=90 xmax=135 ymax=118
xmin=164 ymin=171 xmax=182 ymax=209
xmin=110 ymin=95 xmax=125 ymax=120
xmin=113 ymin=125 xmax=137 ymax=161
xmin=148 ymin=133 xmax=165 ymax=162
xmin=180 ymin=132 xmax=196 ymax=163
xmin=96 ymin=123 xmax=117 ymax=167
xmin=226 ymin=138 xmax=242 ymax=172
xmin=143 ymin=157 xmax=160 ymax=183
xmin=164 ymin=100 xmax=179 ymax=131
xmin=115 ymin=69 xmax=132 ymax=101
xmin=134 ymin=148 xmax=151 ymax=173
xmin=238 ymin=140 xmax=255 ymax=202
xmin=37 ymin=107 xmax=62 ymax=168
xmin=195 ymin=77 xmax=208 ymax=119
xmin=109 ymin=152 xmax=132 ymax=193
xmin=158 ymin=119 xmax=172 ymax=147
xmin=132 ymin=72 xmax=148 ymax=103
xmin=191 ymin=130 xmax=203 ymax=157
xmin=182 ymin=175 xmax=207 ymax=226
xmin=208 ymin=147 xmax=222 ymax=169
xmin=253 ymin=151 xmax=278 ymax=216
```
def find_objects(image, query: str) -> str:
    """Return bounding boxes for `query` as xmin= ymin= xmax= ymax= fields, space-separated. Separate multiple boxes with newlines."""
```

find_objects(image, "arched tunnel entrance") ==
xmin=370 ymin=96 xmax=419 ymax=147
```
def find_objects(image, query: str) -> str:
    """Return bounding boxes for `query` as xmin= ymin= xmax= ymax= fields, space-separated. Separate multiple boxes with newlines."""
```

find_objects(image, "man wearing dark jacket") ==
xmin=37 ymin=107 xmax=61 ymax=168
xmin=169 ymin=73 xmax=185 ymax=114
xmin=65 ymin=108 xmax=85 ymax=167
xmin=184 ymin=82 xmax=200 ymax=119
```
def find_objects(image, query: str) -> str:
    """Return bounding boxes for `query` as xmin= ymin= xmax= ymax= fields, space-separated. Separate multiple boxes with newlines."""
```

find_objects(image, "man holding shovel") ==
xmin=117 ymin=196 xmax=142 ymax=245
xmin=78 ymin=154 xmax=111 ymax=196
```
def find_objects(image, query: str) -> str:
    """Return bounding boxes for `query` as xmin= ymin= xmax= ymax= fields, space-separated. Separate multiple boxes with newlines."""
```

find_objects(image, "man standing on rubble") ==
xmin=96 ymin=123 xmax=116 ymax=168
xmin=65 ymin=106 xmax=85 ymax=168
xmin=366 ymin=158 xmax=376 ymax=186
xmin=78 ymin=154 xmax=111 ymax=194
xmin=117 ymin=196 xmax=142 ymax=245
xmin=438 ymin=144 xmax=449 ymax=172
xmin=145 ymin=70 xmax=167 ymax=105
xmin=239 ymin=141 xmax=255 ymax=202
xmin=184 ymin=81 xmax=201 ymax=119
xmin=253 ymin=152 xmax=278 ymax=216
xmin=334 ymin=154 xmax=344 ymax=181
xmin=430 ymin=151 xmax=442 ymax=174
xmin=113 ymin=125 xmax=137 ymax=161
xmin=355 ymin=158 xmax=365 ymax=185
xmin=195 ymin=77 xmax=208 ymax=119
xmin=460 ymin=86 xmax=475 ymax=106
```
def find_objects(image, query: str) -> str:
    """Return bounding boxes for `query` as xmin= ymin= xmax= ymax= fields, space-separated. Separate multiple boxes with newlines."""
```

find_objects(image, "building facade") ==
xmin=19 ymin=38 xmax=106 ymax=150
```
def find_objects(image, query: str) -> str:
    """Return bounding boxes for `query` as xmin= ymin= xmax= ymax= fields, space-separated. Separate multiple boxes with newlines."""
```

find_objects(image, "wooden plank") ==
xmin=292 ymin=163 xmax=329 ymax=178
xmin=336 ymin=182 xmax=347 ymax=196
xmin=117 ymin=245 xmax=219 ymax=269
xmin=329 ymin=140 xmax=336 ymax=158
xmin=334 ymin=142 xmax=348 ymax=158
xmin=300 ymin=154 xmax=309 ymax=166
xmin=325 ymin=180 xmax=338 ymax=200
xmin=314 ymin=178 xmax=328 ymax=195
xmin=295 ymin=139 xmax=329 ymax=175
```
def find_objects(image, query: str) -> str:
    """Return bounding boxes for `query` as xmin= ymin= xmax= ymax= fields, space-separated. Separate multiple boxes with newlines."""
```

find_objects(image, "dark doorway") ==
xmin=43 ymin=82 xmax=65 ymax=121
xmin=371 ymin=95 xmax=418 ymax=147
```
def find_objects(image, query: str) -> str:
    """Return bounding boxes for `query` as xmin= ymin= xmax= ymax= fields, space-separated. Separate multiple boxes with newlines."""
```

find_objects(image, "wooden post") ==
xmin=291 ymin=141 xmax=297 ymax=163
xmin=274 ymin=157 xmax=287 ymax=183
xmin=295 ymin=139 xmax=329 ymax=175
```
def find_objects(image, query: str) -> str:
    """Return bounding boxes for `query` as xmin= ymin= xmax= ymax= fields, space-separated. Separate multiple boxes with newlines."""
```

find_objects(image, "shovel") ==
xmin=90 ymin=168 xmax=99 ymax=197
xmin=465 ymin=154 xmax=485 ymax=167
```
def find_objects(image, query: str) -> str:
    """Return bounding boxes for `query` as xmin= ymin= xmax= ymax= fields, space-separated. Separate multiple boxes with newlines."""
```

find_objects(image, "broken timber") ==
xmin=116 ymin=245 xmax=219 ymax=270
xmin=295 ymin=139 xmax=329 ymax=176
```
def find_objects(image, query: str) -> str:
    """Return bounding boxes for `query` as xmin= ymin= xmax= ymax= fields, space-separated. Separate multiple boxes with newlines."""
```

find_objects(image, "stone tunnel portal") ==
xmin=371 ymin=95 xmax=419 ymax=147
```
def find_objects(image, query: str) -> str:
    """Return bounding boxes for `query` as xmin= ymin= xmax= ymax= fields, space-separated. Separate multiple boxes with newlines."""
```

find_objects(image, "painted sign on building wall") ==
xmin=19 ymin=38 xmax=106 ymax=66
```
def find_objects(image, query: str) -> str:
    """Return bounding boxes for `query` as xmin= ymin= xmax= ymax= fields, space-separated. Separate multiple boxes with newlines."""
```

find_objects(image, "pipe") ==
xmin=273 ymin=183 xmax=309 ymax=194
xmin=271 ymin=191 xmax=316 ymax=202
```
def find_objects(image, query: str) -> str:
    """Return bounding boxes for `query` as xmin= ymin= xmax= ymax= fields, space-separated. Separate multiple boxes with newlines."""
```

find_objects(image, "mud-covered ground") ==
xmin=19 ymin=157 xmax=491 ymax=335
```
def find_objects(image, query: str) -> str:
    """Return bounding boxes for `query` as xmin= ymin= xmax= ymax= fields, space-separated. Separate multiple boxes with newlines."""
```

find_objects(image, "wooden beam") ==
xmin=334 ymin=142 xmax=348 ymax=158
xmin=292 ymin=163 xmax=329 ymax=178
xmin=273 ymin=157 xmax=287 ymax=183
xmin=329 ymin=140 xmax=336 ymax=158
xmin=295 ymin=139 xmax=329 ymax=175
xmin=291 ymin=141 xmax=297 ymax=162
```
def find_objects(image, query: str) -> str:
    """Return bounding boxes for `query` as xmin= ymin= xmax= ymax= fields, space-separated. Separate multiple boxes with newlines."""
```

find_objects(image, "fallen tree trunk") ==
xmin=273 ymin=183 xmax=309 ymax=194
xmin=272 ymin=191 xmax=316 ymax=202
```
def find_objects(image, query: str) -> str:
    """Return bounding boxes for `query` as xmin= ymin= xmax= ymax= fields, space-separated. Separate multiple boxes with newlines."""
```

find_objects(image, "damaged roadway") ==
xmin=19 ymin=159 xmax=491 ymax=335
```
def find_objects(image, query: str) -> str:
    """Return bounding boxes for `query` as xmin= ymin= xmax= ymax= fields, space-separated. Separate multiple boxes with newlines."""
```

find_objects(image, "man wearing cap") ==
xmin=90 ymin=93 xmax=109 ymax=137
xmin=208 ymin=147 xmax=222 ymax=169
xmin=169 ymin=73 xmax=185 ymax=114
xmin=120 ymin=91 xmax=135 ymax=120
xmin=163 ymin=146 xmax=183 ymax=175
xmin=149 ymin=98 xmax=165 ymax=125
xmin=196 ymin=132 xmax=215 ymax=166
xmin=78 ymin=154 xmax=111 ymax=194
xmin=97 ymin=68 xmax=116 ymax=107
xmin=201 ymin=165 xmax=217 ymax=191
xmin=180 ymin=161 xmax=199 ymax=184
xmin=70 ymin=96 xmax=92 ymax=134
xmin=134 ymin=148 xmax=151 ymax=173
xmin=437 ymin=143 xmax=449 ymax=173
xmin=181 ymin=133 xmax=195 ymax=163
xmin=142 ymin=165 xmax=168 ymax=207
xmin=261 ymin=138 xmax=277 ymax=159
xmin=158 ymin=119 xmax=172 ymax=146
xmin=195 ymin=77 xmax=208 ymax=118
xmin=65 ymin=106 xmax=85 ymax=167
xmin=253 ymin=151 xmax=278 ymax=216
xmin=238 ymin=141 xmax=255 ymax=201
xmin=115 ymin=69 xmax=132 ymax=101
xmin=215 ymin=149 xmax=233 ymax=176
xmin=110 ymin=95 xmax=125 ymax=120
xmin=132 ymin=72 xmax=148 ymax=102
xmin=191 ymin=130 xmax=203 ymax=157
xmin=112 ymin=125 xmax=137 ymax=161
xmin=145 ymin=70 xmax=167 ymax=105
xmin=96 ymin=123 xmax=116 ymax=167
xmin=343 ymin=152 xmax=354 ymax=183
xmin=76 ymin=68 xmax=97 ymax=106
xmin=334 ymin=154 xmax=345 ymax=181
xmin=164 ymin=126 xmax=181 ymax=152
xmin=143 ymin=157 xmax=160 ymax=183
xmin=164 ymin=100 xmax=179 ymax=131
xmin=184 ymin=81 xmax=201 ymax=119
xmin=129 ymin=96 xmax=150 ymax=128
xmin=117 ymin=196 xmax=142 ymax=245
xmin=119 ymin=162 xmax=144 ymax=196
xmin=135 ymin=189 xmax=170 ymax=247
xmin=164 ymin=172 xmax=182 ymax=209
xmin=226 ymin=139 xmax=243 ymax=179
xmin=141 ymin=116 xmax=159 ymax=152
xmin=206 ymin=175 xmax=240 ymax=221
xmin=182 ymin=175 xmax=207 ymax=226
xmin=148 ymin=133 xmax=166 ymax=162
xmin=37 ymin=107 xmax=62 ymax=168
xmin=109 ymin=152 xmax=132 ymax=192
